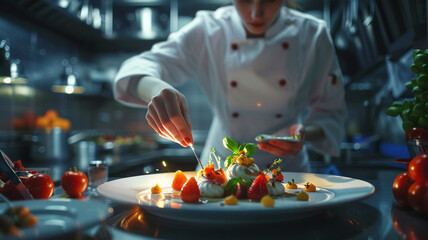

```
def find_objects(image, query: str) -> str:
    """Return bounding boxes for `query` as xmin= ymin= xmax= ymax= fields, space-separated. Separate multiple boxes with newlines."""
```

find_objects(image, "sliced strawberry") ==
xmin=180 ymin=177 xmax=201 ymax=203
xmin=224 ymin=182 xmax=247 ymax=199
xmin=247 ymin=173 xmax=269 ymax=201
xmin=235 ymin=183 xmax=247 ymax=199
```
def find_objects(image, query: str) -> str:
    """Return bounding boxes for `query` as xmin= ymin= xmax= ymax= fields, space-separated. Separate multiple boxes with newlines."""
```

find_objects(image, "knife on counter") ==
xmin=0 ymin=150 xmax=33 ymax=200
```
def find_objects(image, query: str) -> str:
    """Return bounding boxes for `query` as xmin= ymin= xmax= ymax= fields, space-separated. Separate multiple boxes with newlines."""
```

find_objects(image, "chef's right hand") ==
xmin=145 ymin=88 xmax=193 ymax=147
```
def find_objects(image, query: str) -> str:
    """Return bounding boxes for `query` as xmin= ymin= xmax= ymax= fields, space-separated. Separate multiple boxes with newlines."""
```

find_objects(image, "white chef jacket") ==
xmin=114 ymin=6 xmax=347 ymax=172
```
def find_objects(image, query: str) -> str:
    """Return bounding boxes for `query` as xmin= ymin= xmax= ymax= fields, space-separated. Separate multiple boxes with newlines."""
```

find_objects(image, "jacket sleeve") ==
xmin=303 ymin=22 xmax=347 ymax=157
xmin=113 ymin=17 xmax=206 ymax=108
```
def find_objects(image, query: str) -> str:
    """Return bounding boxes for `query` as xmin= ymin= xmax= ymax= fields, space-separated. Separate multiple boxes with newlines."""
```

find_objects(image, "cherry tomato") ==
xmin=407 ymin=182 xmax=428 ymax=213
xmin=406 ymin=127 xmax=428 ymax=140
xmin=409 ymin=154 xmax=428 ymax=183
xmin=0 ymin=173 xmax=54 ymax=200
xmin=392 ymin=172 xmax=414 ymax=206
xmin=24 ymin=174 xmax=54 ymax=199
xmin=61 ymin=170 xmax=88 ymax=198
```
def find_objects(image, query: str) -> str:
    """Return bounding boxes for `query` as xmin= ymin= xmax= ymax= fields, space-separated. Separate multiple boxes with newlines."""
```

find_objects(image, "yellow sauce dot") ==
xmin=261 ymin=195 xmax=275 ymax=207
xmin=296 ymin=191 xmax=309 ymax=201
xmin=224 ymin=195 xmax=238 ymax=205
xmin=151 ymin=183 xmax=162 ymax=194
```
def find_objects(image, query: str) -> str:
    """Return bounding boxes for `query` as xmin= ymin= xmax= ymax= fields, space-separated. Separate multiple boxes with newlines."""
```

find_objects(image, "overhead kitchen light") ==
xmin=51 ymin=60 xmax=84 ymax=94
xmin=0 ymin=40 xmax=27 ymax=85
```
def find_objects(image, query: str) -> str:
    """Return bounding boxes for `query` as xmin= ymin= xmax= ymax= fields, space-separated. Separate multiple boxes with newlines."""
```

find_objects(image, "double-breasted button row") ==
xmin=231 ymin=112 xmax=283 ymax=118
xmin=229 ymin=78 xmax=286 ymax=88
xmin=231 ymin=41 xmax=290 ymax=51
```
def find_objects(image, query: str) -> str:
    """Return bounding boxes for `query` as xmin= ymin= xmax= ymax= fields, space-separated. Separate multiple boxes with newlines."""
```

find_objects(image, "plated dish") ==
xmin=98 ymin=137 xmax=374 ymax=223
xmin=98 ymin=171 xmax=374 ymax=223
xmin=0 ymin=198 xmax=111 ymax=239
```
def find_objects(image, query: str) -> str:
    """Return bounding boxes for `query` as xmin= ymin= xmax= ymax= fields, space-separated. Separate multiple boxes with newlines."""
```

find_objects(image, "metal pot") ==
xmin=30 ymin=128 xmax=70 ymax=162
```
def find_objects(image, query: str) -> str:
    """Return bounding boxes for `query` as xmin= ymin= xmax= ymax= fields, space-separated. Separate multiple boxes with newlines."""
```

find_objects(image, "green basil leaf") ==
xmin=223 ymin=137 xmax=239 ymax=153
xmin=224 ymin=178 xmax=250 ymax=193
xmin=224 ymin=154 xmax=235 ymax=168
xmin=243 ymin=143 xmax=257 ymax=157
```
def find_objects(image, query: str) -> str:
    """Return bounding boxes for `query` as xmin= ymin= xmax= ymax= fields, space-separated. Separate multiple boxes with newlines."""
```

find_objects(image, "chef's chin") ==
xmin=245 ymin=26 xmax=267 ymax=37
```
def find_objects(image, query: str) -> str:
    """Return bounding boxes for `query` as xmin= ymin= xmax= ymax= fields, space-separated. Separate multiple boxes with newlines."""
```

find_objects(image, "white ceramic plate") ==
xmin=0 ymin=198 xmax=111 ymax=240
xmin=98 ymin=172 xmax=375 ymax=223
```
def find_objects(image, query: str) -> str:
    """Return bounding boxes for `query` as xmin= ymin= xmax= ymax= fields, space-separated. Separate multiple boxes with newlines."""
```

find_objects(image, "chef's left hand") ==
xmin=257 ymin=124 xmax=306 ymax=156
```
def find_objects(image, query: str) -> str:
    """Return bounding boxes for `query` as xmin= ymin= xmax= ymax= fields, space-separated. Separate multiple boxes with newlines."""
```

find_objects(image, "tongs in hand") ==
xmin=0 ymin=150 xmax=33 ymax=200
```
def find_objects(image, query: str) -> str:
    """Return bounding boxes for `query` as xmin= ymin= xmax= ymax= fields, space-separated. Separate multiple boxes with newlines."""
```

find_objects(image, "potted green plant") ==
xmin=387 ymin=49 xmax=428 ymax=215
xmin=385 ymin=49 xmax=428 ymax=159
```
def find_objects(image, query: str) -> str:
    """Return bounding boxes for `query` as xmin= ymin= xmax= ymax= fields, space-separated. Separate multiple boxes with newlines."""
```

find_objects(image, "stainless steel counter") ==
xmin=25 ymin=148 xmax=428 ymax=240
xmin=80 ymin=166 xmax=426 ymax=240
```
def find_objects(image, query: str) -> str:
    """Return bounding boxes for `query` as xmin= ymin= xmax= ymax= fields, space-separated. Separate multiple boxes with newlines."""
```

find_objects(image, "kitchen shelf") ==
xmin=0 ymin=0 xmax=168 ymax=53
xmin=1 ymin=0 xmax=104 ymax=50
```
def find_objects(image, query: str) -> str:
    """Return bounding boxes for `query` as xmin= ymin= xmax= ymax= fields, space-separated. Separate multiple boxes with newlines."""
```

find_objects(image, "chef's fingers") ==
xmin=147 ymin=102 xmax=176 ymax=142
xmin=162 ymin=90 xmax=193 ymax=146
xmin=269 ymin=139 xmax=303 ymax=156
xmin=257 ymin=142 xmax=287 ymax=156
xmin=179 ymin=96 xmax=193 ymax=132
xmin=146 ymin=114 xmax=170 ymax=140
xmin=269 ymin=139 xmax=303 ymax=150
xmin=152 ymin=93 xmax=188 ymax=147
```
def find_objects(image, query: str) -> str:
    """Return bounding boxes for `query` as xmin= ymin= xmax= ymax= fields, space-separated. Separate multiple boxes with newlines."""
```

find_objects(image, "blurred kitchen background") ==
xmin=0 ymin=0 xmax=426 ymax=174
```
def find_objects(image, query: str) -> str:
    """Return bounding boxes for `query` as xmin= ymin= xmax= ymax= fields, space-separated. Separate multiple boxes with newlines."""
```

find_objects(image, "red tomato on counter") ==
xmin=409 ymin=154 xmax=428 ymax=183
xmin=392 ymin=172 xmax=414 ymax=206
xmin=0 ymin=173 xmax=54 ymax=201
xmin=407 ymin=182 xmax=428 ymax=213
xmin=25 ymin=173 xmax=54 ymax=199
xmin=61 ymin=169 xmax=88 ymax=198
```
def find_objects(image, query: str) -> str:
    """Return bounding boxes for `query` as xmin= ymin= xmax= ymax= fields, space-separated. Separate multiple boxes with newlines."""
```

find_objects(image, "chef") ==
xmin=113 ymin=0 xmax=347 ymax=172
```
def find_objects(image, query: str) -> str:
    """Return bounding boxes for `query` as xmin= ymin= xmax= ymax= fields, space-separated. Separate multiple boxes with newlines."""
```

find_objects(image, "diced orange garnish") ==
xmin=151 ymin=183 xmax=162 ymax=194
xmin=202 ymin=164 xmax=226 ymax=185
xmin=224 ymin=195 xmax=238 ymax=205
xmin=172 ymin=170 xmax=188 ymax=191
xmin=304 ymin=182 xmax=316 ymax=192
xmin=261 ymin=195 xmax=274 ymax=207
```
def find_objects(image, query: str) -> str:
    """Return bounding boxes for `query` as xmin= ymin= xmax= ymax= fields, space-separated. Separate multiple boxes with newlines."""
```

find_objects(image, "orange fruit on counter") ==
xmin=52 ymin=118 xmax=71 ymax=131
xmin=35 ymin=117 xmax=50 ymax=129
xmin=172 ymin=170 xmax=188 ymax=191
xmin=180 ymin=177 xmax=200 ymax=203
xmin=44 ymin=109 xmax=58 ymax=120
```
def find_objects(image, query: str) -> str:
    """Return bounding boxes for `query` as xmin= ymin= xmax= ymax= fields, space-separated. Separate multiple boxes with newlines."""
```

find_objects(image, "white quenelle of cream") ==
xmin=267 ymin=181 xmax=285 ymax=196
xmin=226 ymin=164 xmax=260 ymax=182
xmin=198 ymin=181 xmax=225 ymax=198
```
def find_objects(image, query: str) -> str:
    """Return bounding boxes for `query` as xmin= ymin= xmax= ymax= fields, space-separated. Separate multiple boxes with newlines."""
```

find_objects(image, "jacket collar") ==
xmin=230 ymin=6 xmax=289 ymax=41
